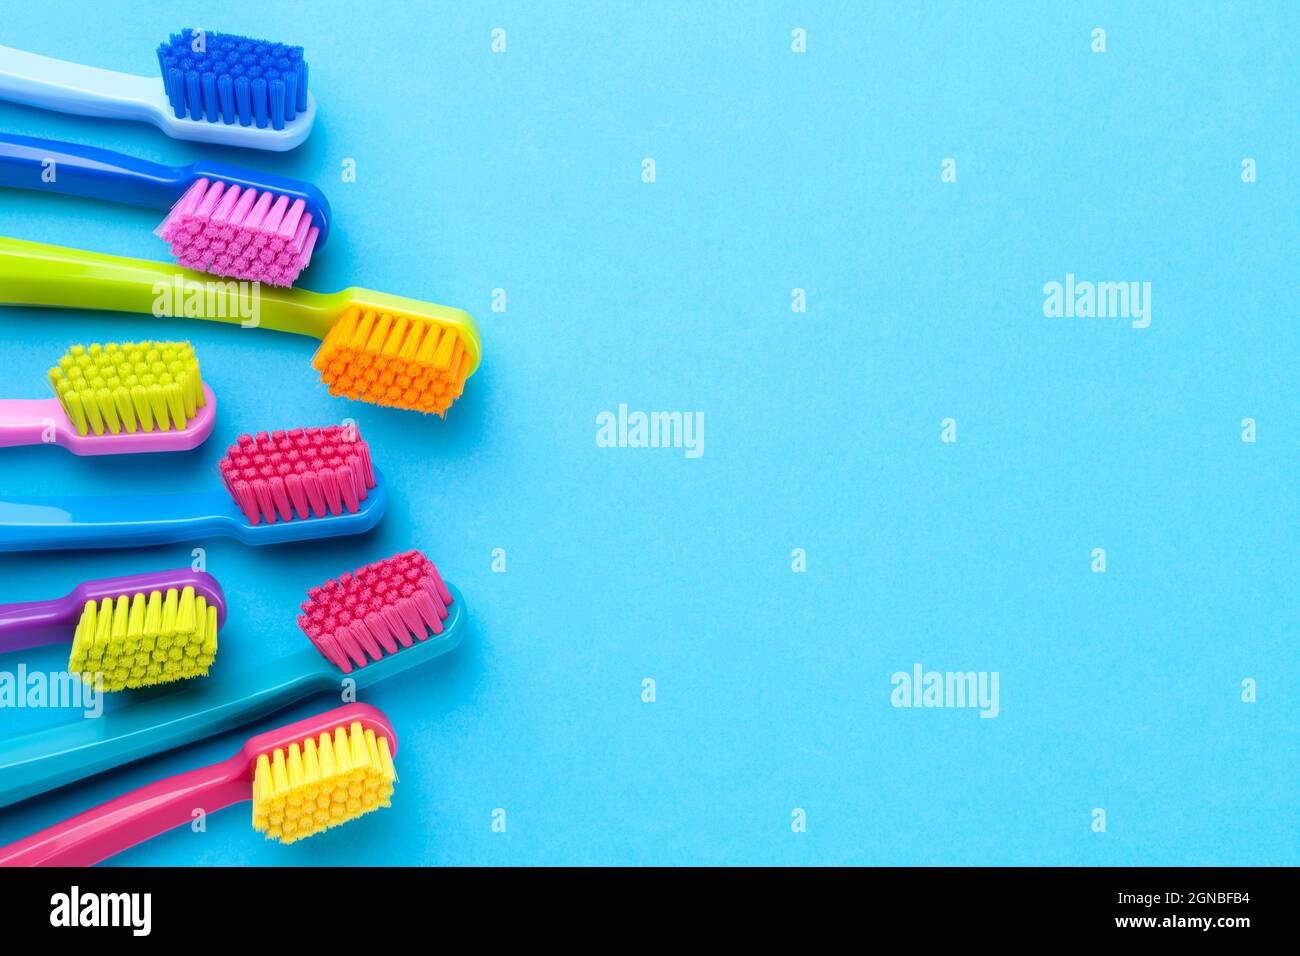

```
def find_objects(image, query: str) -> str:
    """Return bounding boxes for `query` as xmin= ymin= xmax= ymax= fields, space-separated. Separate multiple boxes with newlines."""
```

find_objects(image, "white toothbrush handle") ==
xmin=0 ymin=45 xmax=162 ymax=124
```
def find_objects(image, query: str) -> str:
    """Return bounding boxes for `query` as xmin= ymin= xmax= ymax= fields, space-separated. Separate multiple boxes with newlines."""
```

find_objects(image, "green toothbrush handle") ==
xmin=0 ymin=235 xmax=339 ymax=338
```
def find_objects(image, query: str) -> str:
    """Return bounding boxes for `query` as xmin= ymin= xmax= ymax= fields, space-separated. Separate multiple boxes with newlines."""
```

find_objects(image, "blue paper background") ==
xmin=0 ymin=1 xmax=1294 ymax=866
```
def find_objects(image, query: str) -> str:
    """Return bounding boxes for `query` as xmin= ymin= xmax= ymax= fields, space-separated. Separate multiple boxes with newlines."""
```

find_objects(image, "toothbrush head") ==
xmin=217 ymin=424 xmax=379 ymax=527
xmin=46 ymin=341 xmax=216 ymax=453
xmin=313 ymin=298 xmax=482 ymax=416
xmin=155 ymin=177 xmax=324 ymax=287
xmin=244 ymin=705 xmax=397 ymax=845
xmin=67 ymin=569 xmax=226 ymax=691
xmin=297 ymin=550 xmax=456 ymax=673
xmin=157 ymin=30 xmax=309 ymax=132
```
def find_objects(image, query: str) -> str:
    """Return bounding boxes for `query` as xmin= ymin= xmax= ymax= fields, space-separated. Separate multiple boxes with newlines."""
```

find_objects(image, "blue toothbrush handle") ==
xmin=0 ymin=134 xmax=332 ymax=243
xmin=0 ymin=490 xmax=238 ymax=552
xmin=0 ymin=132 xmax=188 ymax=208
xmin=0 ymin=481 xmax=387 ymax=551
xmin=0 ymin=649 xmax=337 ymax=808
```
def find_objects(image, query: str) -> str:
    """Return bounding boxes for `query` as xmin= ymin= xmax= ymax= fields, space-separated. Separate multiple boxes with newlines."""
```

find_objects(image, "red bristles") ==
xmin=297 ymin=550 xmax=453 ymax=673
xmin=218 ymin=425 xmax=374 ymax=525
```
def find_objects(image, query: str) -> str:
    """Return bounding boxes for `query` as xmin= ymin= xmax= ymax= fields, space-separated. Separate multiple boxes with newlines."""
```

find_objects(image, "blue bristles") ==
xmin=156 ymin=29 xmax=309 ymax=129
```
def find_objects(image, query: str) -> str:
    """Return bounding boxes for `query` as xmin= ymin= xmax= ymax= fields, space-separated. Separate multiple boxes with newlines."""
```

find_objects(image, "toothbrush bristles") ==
xmin=157 ymin=29 xmax=308 ymax=129
xmin=313 ymin=307 xmax=474 ymax=416
xmin=297 ymin=550 xmax=453 ymax=673
xmin=252 ymin=721 xmax=395 ymax=844
xmin=69 ymin=586 xmax=219 ymax=691
xmin=218 ymin=425 xmax=375 ymax=526
xmin=48 ymin=341 xmax=206 ymax=437
xmin=157 ymin=178 xmax=318 ymax=286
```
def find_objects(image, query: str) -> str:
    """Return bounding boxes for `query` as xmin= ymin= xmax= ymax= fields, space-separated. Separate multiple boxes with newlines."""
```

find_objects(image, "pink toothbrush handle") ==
xmin=0 ymin=398 xmax=65 ymax=448
xmin=0 ymin=756 xmax=246 ymax=866
xmin=0 ymin=385 xmax=216 ymax=455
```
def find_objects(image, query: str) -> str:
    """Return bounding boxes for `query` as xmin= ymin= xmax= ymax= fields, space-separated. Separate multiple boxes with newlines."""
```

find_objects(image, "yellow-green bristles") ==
xmin=68 ymin=586 xmax=219 ymax=691
xmin=48 ymin=341 xmax=206 ymax=437
xmin=252 ymin=722 xmax=396 ymax=844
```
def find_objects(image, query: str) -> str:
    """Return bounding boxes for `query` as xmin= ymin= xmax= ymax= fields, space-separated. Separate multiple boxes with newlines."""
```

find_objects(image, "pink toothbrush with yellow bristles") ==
xmin=0 ymin=340 xmax=214 ymax=455
xmin=0 ymin=703 xmax=397 ymax=866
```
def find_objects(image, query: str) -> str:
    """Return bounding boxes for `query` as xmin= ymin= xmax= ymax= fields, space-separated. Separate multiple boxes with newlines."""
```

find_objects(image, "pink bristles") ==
xmin=155 ymin=178 xmax=319 ymax=287
xmin=217 ymin=425 xmax=375 ymax=526
xmin=297 ymin=551 xmax=454 ymax=673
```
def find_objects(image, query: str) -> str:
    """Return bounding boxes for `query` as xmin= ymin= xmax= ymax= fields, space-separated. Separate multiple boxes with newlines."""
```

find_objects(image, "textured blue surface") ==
xmin=0 ymin=1 xmax=1295 ymax=866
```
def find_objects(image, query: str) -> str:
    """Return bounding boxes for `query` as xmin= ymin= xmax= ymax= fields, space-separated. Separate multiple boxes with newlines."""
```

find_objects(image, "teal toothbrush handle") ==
xmin=0 ymin=648 xmax=334 ymax=808
xmin=0 ymin=583 xmax=466 ymax=808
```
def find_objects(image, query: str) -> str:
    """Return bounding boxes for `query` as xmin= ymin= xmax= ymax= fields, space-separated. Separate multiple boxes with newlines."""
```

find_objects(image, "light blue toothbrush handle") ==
xmin=0 ymin=649 xmax=335 ymax=808
xmin=0 ymin=46 xmax=315 ymax=150
xmin=0 ymin=490 xmax=237 ymax=552
xmin=0 ymin=45 xmax=162 ymax=124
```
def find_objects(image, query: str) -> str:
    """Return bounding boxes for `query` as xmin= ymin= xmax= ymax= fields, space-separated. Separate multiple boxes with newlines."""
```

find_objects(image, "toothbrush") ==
xmin=0 ymin=340 xmax=216 ymax=455
xmin=0 ymin=703 xmax=396 ymax=865
xmin=0 ymin=550 xmax=460 ymax=808
xmin=0 ymin=237 xmax=483 ymax=416
xmin=0 ymin=30 xmax=315 ymax=150
xmin=0 ymin=423 xmax=385 ymax=552
xmin=0 ymin=133 xmax=330 ymax=286
xmin=0 ymin=568 xmax=226 ymax=691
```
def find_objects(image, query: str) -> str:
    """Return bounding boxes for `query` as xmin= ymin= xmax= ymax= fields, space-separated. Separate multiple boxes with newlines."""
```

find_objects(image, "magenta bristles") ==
xmin=155 ymin=178 xmax=320 ymax=286
xmin=217 ymin=425 xmax=375 ymax=526
xmin=297 ymin=550 xmax=454 ymax=673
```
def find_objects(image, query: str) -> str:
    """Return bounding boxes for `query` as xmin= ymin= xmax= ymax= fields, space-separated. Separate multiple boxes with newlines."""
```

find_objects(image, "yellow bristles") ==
xmin=313 ymin=306 xmax=473 ymax=416
xmin=48 ymin=341 xmax=206 ymax=437
xmin=251 ymin=721 xmax=396 ymax=844
xmin=68 ymin=587 xmax=219 ymax=691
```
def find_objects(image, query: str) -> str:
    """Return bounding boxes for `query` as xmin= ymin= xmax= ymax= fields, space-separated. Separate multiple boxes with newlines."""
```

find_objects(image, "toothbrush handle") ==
xmin=0 ymin=596 xmax=76 ymax=651
xmin=0 ymin=758 xmax=246 ymax=866
xmin=0 ymin=650 xmax=331 ymax=808
xmin=0 ymin=491 xmax=233 ymax=552
xmin=0 ymin=236 xmax=337 ymax=337
xmin=0 ymin=398 xmax=66 ymax=450
xmin=0 ymin=133 xmax=187 ymax=208
xmin=0 ymin=45 xmax=160 ymax=124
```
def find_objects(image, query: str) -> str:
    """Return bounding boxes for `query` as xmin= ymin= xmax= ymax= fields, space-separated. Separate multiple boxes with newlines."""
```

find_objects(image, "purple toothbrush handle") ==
xmin=0 ymin=568 xmax=225 ymax=653
xmin=0 ymin=597 xmax=70 ymax=650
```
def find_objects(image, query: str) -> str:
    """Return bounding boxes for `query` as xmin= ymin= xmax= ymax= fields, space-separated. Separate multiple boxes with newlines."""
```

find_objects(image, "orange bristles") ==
xmin=312 ymin=306 xmax=474 ymax=416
